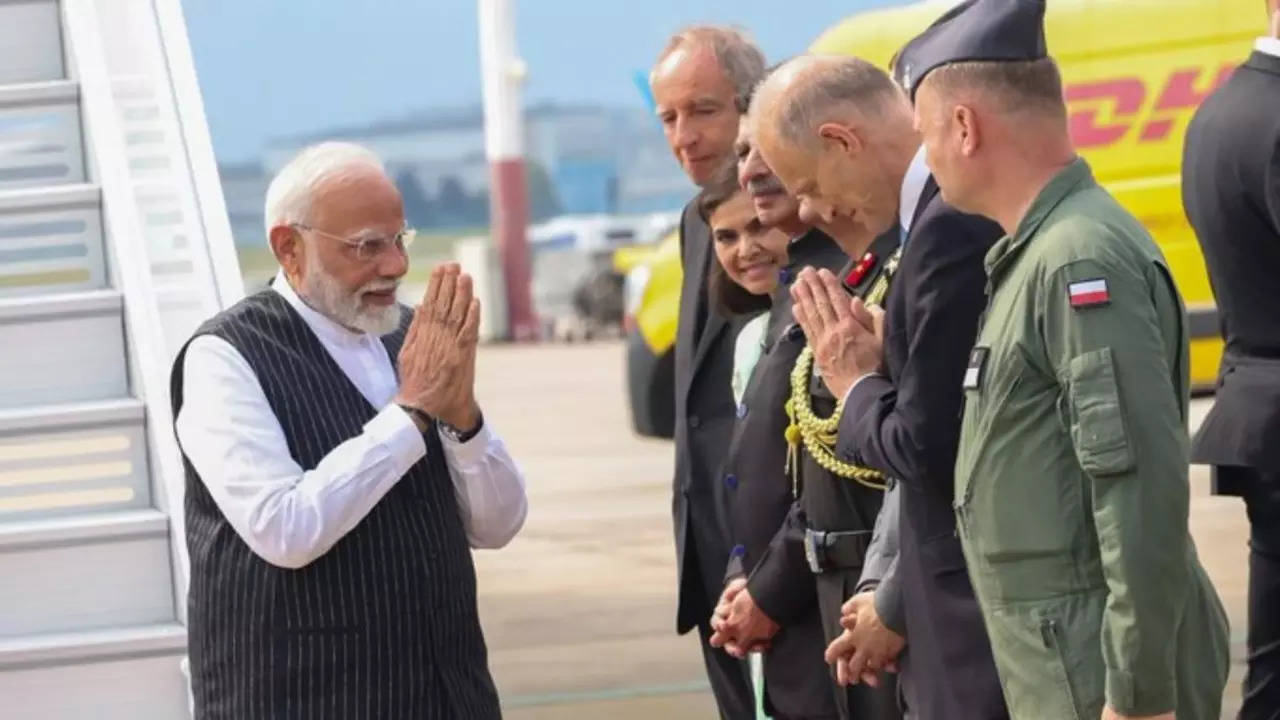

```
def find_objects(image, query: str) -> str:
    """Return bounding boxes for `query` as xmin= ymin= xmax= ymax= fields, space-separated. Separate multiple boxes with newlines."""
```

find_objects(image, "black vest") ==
xmin=171 ymin=289 xmax=500 ymax=720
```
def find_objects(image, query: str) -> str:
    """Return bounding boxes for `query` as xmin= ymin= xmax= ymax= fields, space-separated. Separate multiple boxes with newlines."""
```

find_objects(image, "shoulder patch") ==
xmin=1068 ymin=278 xmax=1110 ymax=308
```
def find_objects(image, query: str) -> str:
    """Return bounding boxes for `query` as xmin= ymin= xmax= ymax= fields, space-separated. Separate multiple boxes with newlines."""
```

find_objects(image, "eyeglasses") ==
xmin=292 ymin=223 xmax=417 ymax=262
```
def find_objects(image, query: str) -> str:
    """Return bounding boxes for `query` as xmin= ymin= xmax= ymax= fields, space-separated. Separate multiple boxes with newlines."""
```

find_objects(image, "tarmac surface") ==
xmin=470 ymin=341 xmax=1248 ymax=719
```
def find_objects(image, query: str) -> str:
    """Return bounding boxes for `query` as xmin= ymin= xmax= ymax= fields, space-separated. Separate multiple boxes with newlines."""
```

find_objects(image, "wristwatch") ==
xmin=439 ymin=411 xmax=484 ymax=443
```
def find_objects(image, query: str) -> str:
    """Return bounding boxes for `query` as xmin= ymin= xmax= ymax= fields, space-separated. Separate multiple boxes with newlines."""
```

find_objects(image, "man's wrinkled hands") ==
xmin=709 ymin=584 xmax=779 ymax=659
xmin=709 ymin=578 xmax=745 ymax=642
xmin=709 ymin=578 xmax=753 ymax=657
xmin=394 ymin=263 xmax=481 ymax=430
xmin=791 ymin=268 xmax=885 ymax=399
xmin=823 ymin=592 xmax=904 ymax=687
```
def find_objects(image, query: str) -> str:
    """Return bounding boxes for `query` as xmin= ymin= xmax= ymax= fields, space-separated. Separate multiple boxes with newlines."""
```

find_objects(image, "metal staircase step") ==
xmin=0 ymin=623 xmax=189 ymax=720
xmin=0 ymin=509 xmax=176 ymax=638
xmin=0 ymin=289 xmax=127 ymax=409
xmin=0 ymin=80 xmax=85 ymax=191
xmin=0 ymin=0 xmax=64 ymax=85
xmin=0 ymin=183 xmax=106 ymax=297
xmin=0 ymin=399 xmax=153 ymax=521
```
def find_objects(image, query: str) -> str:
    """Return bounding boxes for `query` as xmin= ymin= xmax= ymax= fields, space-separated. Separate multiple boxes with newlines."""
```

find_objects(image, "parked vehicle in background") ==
xmin=620 ymin=0 xmax=1256 ymax=438
xmin=530 ymin=211 xmax=676 ymax=341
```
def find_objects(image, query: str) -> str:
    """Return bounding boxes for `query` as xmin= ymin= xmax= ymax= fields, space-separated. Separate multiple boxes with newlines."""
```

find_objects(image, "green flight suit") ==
xmin=954 ymin=159 xmax=1230 ymax=719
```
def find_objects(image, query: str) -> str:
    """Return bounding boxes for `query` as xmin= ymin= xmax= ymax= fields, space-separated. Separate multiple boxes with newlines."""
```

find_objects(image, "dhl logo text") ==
xmin=1066 ymin=63 xmax=1236 ymax=148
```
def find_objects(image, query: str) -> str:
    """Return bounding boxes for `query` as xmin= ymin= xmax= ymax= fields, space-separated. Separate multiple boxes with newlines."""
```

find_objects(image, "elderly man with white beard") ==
xmin=172 ymin=141 xmax=527 ymax=720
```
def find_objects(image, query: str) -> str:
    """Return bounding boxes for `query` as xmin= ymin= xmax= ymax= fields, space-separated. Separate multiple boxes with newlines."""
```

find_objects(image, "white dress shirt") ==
xmin=1257 ymin=36 xmax=1280 ymax=58
xmin=838 ymin=144 xmax=931 ymax=402
xmin=175 ymin=272 xmax=527 ymax=569
xmin=898 ymin=144 xmax=931 ymax=237
xmin=731 ymin=313 xmax=769 ymax=405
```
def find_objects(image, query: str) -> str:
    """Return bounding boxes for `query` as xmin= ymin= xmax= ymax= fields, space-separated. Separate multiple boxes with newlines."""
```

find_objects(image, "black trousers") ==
xmin=1230 ymin=468 xmax=1280 ymax=720
xmin=815 ymin=571 xmax=902 ymax=720
xmin=685 ymin=532 xmax=755 ymax=720
xmin=696 ymin=620 xmax=755 ymax=719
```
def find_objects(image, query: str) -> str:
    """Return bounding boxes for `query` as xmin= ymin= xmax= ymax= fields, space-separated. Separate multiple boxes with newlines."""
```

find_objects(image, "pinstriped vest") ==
xmin=171 ymin=289 xmax=500 ymax=720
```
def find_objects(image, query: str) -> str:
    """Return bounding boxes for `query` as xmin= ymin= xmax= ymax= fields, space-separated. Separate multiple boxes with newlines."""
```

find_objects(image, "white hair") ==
xmin=263 ymin=141 xmax=386 ymax=238
xmin=753 ymin=55 xmax=905 ymax=150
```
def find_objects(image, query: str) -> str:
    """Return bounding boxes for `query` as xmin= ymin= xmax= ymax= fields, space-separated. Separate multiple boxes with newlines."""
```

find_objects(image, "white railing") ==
xmin=150 ymin=0 xmax=244 ymax=310
xmin=63 ymin=0 xmax=245 ymax=625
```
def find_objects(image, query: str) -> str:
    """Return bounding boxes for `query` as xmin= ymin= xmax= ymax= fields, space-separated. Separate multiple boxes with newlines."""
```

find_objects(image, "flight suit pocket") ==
xmin=1066 ymin=348 xmax=1133 ymax=477
xmin=986 ymin=600 xmax=1103 ymax=720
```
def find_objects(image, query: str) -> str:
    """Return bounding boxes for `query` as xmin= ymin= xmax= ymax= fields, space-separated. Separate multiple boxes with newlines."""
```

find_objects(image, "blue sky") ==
xmin=181 ymin=0 xmax=901 ymax=163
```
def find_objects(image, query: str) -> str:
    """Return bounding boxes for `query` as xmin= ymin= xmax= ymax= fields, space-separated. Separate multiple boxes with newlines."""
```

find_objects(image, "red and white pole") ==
xmin=478 ymin=0 xmax=537 ymax=341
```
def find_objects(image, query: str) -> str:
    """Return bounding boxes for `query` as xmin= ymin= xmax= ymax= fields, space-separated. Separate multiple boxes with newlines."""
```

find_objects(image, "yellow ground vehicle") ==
xmin=623 ymin=0 xmax=1255 ymax=438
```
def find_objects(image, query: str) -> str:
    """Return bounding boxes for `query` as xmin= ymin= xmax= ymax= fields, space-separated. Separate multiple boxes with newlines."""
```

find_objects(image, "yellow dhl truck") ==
xmin=623 ymin=0 xmax=1257 ymax=439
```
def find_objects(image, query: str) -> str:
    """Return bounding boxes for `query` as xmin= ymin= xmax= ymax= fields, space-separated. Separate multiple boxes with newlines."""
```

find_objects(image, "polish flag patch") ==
xmin=1068 ymin=278 xmax=1110 ymax=308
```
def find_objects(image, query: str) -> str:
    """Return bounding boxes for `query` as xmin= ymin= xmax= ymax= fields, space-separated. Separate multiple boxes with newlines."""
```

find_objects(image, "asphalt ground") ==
xmin=470 ymin=341 xmax=1249 ymax=719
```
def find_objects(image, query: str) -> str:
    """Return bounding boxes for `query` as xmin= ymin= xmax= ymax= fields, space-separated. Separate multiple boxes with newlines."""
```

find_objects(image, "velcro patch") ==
xmin=1068 ymin=278 xmax=1110 ymax=308
xmin=963 ymin=346 xmax=988 ymax=390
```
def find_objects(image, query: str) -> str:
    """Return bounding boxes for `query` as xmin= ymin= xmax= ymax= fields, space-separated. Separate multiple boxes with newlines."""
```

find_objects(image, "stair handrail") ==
xmin=61 ymin=0 xmax=194 ymax=624
xmin=149 ymin=0 xmax=245 ymax=309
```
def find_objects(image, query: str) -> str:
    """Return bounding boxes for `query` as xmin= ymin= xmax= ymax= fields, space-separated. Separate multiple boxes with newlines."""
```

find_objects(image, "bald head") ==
xmin=751 ymin=55 xmax=909 ymax=153
xmin=749 ymin=55 xmax=918 ymax=242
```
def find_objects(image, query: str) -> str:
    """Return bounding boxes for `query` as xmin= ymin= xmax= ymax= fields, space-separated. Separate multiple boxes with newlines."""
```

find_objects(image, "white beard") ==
xmin=300 ymin=253 xmax=401 ymax=336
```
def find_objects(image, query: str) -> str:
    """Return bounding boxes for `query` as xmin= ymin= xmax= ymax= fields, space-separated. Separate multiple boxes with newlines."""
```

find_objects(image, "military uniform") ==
xmin=721 ymin=229 xmax=847 ymax=720
xmin=749 ymin=228 xmax=902 ymax=720
xmin=954 ymin=158 xmax=1230 ymax=719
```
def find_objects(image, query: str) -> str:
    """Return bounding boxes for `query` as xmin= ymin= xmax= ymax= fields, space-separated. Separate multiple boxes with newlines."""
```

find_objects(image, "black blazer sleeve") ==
xmin=746 ymin=502 xmax=816 ymax=625
xmin=837 ymin=209 xmax=991 ymax=487
xmin=1268 ymin=137 xmax=1280 ymax=233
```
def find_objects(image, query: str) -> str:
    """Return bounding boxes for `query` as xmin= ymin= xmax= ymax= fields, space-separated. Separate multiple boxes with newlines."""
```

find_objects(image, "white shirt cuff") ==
xmin=841 ymin=372 xmax=885 ymax=407
xmin=367 ymin=405 xmax=428 ymax=468
xmin=439 ymin=420 xmax=494 ymax=468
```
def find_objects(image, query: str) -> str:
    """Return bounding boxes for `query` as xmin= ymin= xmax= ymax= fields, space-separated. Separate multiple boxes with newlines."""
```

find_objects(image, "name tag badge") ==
xmin=963 ymin=346 xmax=989 ymax=390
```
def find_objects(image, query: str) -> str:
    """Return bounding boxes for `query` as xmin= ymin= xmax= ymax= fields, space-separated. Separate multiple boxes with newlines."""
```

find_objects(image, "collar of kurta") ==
xmin=983 ymin=157 xmax=1095 ymax=282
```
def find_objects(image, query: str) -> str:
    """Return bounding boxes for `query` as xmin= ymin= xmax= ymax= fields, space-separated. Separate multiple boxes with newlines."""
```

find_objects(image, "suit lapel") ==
xmin=690 ymin=309 xmax=728 ymax=380
xmin=677 ymin=206 xmax=729 ymax=401
xmin=688 ymin=219 xmax=730 ymax=382
xmin=910 ymin=176 xmax=940 ymax=233
xmin=675 ymin=228 xmax=704 ymax=379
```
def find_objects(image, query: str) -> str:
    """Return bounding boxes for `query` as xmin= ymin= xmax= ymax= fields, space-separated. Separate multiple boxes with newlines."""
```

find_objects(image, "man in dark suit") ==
xmin=1182 ymin=4 xmax=1280 ymax=714
xmin=752 ymin=54 xmax=1009 ymax=720
xmin=649 ymin=26 xmax=765 ymax=719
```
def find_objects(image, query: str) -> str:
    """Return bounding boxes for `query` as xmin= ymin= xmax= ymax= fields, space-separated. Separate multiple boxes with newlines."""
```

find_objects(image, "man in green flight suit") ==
xmin=898 ymin=1 xmax=1231 ymax=719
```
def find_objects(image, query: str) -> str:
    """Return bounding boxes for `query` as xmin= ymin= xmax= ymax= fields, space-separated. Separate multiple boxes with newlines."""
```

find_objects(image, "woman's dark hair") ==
xmin=698 ymin=162 xmax=773 ymax=317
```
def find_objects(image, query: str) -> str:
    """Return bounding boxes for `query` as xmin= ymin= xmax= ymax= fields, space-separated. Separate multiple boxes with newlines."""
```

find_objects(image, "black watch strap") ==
xmin=440 ymin=411 xmax=484 ymax=443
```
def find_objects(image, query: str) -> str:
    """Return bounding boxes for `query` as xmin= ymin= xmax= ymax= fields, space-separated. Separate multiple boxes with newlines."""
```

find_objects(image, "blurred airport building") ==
xmin=219 ymin=102 xmax=692 ymax=247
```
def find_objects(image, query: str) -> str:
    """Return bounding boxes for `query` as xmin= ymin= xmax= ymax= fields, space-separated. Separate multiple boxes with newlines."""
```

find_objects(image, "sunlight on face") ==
xmin=296 ymin=168 xmax=407 ymax=335
xmin=914 ymin=81 xmax=967 ymax=211
xmin=755 ymin=126 xmax=835 ymax=228
xmin=652 ymin=45 xmax=741 ymax=187
xmin=735 ymin=122 xmax=800 ymax=228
